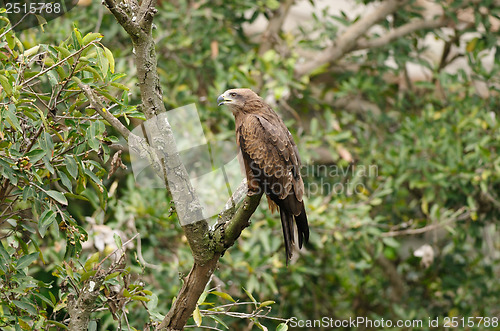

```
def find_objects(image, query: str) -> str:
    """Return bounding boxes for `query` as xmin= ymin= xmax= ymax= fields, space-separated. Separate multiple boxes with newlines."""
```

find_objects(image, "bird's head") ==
xmin=217 ymin=88 xmax=260 ymax=112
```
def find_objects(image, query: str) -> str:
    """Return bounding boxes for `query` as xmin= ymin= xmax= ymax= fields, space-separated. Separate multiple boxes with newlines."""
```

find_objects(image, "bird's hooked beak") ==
xmin=217 ymin=93 xmax=232 ymax=106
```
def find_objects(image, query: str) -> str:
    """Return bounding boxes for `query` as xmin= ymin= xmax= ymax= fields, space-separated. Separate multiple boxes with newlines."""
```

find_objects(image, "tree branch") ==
xmin=382 ymin=207 xmax=470 ymax=237
xmin=294 ymin=0 xmax=481 ymax=78
xmin=258 ymin=0 xmax=294 ymax=56
xmin=294 ymin=0 xmax=408 ymax=77
xmin=78 ymin=83 xmax=131 ymax=140
xmin=159 ymin=192 xmax=263 ymax=330
xmin=137 ymin=0 xmax=157 ymax=31
xmin=67 ymin=271 xmax=105 ymax=330
xmin=354 ymin=17 xmax=448 ymax=50
xmin=102 ymin=0 xmax=142 ymax=38
xmin=102 ymin=1 xmax=266 ymax=330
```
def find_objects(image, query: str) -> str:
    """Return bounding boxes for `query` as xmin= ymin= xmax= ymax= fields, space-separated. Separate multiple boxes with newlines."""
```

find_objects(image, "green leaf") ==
xmin=193 ymin=306 xmax=202 ymax=327
xmin=72 ymin=28 xmax=83 ymax=46
xmin=84 ymin=168 xmax=103 ymax=187
xmin=113 ymin=233 xmax=122 ymax=249
xmin=57 ymin=170 xmax=73 ymax=192
xmin=259 ymin=300 xmax=275 ymax=308
xmin=23 ymin=45 xmax=40 ymax=58
xmin=5 ymin=104 xmax=21 ymax=131
xmin=32 ymin=239 xmax=45 ymax=264
xmin=0 ymin=74 xmax=12 ymax=96
xmin=13 ymin=300 xmax=37 ymax=315
xmin=84 ymin=252 xmax=100 ymax=271
xmin=96 ymin=47 xmax=108 ymax=79
xmin=82 ymin=32 xmax=102 ymax=46
xmin=104 ymin=271 xmax=120 ymax=281
xmin=262 ymin=273 xmax=278 ymax=294
xmin=111 ymin=82 xmax=129 ymax=91
xmin=16 ymin=252 xmax=39 ymax=270
xmin=276 ymin=323 xmax=288 ymax=331
xmin=47 ymin=70 xmax=58 ymax=87
xmin=40 ymin=132 xmax=54 ymax=155
xmin=18 ymin=318 xmax=31 ymax=330
xmin=103 ymin=46 xmax=115 ymax=74
xmin=43 ymin=155 xmax=55 ymax=174
xmin=208 ymin=315 xmax=229 ymax=329
xmin=466 ymin=37 xmax=478 ymax=52
xmin=253 ymin=318 xmax=268 ymax=331
xmin=147 ymin=293 xmax=159 ymax=311
xmin=64 ymin=155 xmax=78 ymax=179
xmin=34 ymin=293 xmax=55 ymax=308
xmin=5 ymin=30 xmax=15 ymax=49
xmin=81 ymin=270 xmax=97 ymax=282
xmin=46 ymin=190 xmax=68 ymax=205
xmin=382 ymin=237 xmax=400 ymax=248
xmin=16 ymin=237 xmax=28 ymax=255
xmin=53 ymin=45 xmax=72 ymax=64
xmin=38 ymin=209 xmax=56 ymax=238
xmin=46 ymin=320 xmax=68 ymax=329
xmin=131 ymin=295 xmax=150 ymax=302
xmin=25 ymin=149 xmax=46 ymax=163
xmin=243 ymin=287 xmax=257 ymax=304
xmin=211 ymin=291 xmax=235 ymax=302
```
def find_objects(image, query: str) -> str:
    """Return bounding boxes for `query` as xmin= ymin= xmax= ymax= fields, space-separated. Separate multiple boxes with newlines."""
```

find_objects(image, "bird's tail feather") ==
xmin=278 ymin=197 xmax=310 ymax=263
xmin=280 ymin=208 xmax=294 ymax=264
xmin=295 ymin=203 xmax=309 ymax=249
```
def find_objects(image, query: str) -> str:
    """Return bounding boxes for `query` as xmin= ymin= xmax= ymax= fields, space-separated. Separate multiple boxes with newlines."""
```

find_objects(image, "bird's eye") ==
xmin=229 ymin=92 xmax=236 ymax=97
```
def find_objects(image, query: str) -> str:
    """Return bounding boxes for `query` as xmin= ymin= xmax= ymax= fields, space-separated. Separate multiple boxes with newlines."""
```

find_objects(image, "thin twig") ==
xmin=354 ymin=17 xmax=448 ymax=50
xmin=21 ymin=41 xmax=97 ymax=87
xmin=382 ymin=207 xmax=470 ymax=237
xmin=0 ymin=12 xmax=31 ymax=39
xmin=78 ymin=83 xmax=131 ymax=140
xmin=295 ymin=0 xmax=408 ymax=76
xmin=96 ymin=233 xmax=140 ymax=268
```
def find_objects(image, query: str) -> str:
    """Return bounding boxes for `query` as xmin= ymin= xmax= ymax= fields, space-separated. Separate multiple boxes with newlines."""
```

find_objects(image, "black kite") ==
xmin=217 ymin=88 xmax=309 ymax=263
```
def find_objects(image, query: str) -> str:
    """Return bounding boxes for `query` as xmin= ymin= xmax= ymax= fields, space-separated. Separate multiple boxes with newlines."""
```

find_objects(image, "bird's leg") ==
xmin=246 ymin=173 xmax=261 ymax=196
xmin=247 ymin=187 xmax=261 ymax=196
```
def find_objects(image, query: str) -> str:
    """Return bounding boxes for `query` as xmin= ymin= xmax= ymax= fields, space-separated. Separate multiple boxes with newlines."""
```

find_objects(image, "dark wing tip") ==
xmin=280 ymin=208 xmax=294 ymax=264
xmin=295 ymin=204 xmax=309 ymax=249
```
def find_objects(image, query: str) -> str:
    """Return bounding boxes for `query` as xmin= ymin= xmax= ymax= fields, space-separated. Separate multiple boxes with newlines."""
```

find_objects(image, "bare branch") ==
xmin=78 ymin=83 xmax=131 ymax=140
xmin=21 ymin=41 xmax=96 ymax=88
xmin=382 ymin=208 xmax=470 ymax=237
xmin=355 ymin=17 xmax=448 ymax=50
xmin=259 ymin=0 xmax=294 ymax=55
xmin=295 ymin=0 xmax=408 ymax=77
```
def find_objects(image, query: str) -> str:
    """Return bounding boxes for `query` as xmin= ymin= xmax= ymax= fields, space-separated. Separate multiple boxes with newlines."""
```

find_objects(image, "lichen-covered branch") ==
xmin=67 ymin=271 xmax=105 ymax=330
xmin=159 ymin=192 xmax=263 ymax=331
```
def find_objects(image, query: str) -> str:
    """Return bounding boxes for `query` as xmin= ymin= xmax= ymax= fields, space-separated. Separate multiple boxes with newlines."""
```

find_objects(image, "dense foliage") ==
xmin=0 ymin=0 xmax=499 ymax=330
